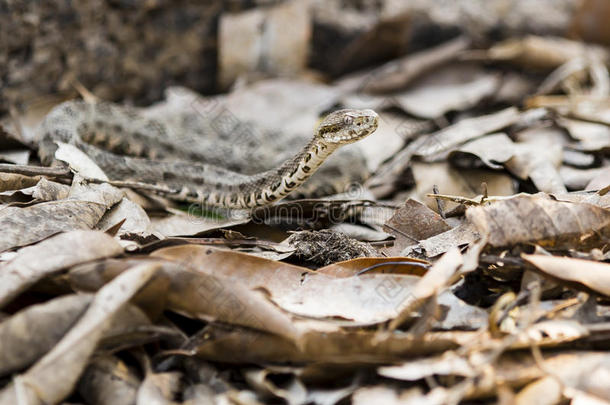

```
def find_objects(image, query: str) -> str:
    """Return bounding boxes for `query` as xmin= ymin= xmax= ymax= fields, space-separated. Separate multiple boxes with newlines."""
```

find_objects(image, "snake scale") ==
xmin=37 ymin=101 xmax=379 ymax=208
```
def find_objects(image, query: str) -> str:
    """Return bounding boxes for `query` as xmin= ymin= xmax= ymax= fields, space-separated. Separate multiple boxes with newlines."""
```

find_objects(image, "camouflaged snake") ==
xmin=37 ymin=101 xmax=379 ymax=208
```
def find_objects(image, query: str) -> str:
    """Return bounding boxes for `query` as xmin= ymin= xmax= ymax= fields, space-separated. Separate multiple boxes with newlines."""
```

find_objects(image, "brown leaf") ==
xmin=389 ymin=248 xmax=463 ymax=331
xmin=449 ymin=133 xmax=516 ymax=170
xmin=191 ymin=323 xmax=466 ymax=364
xmin=0 ymin=182 xmax=123 ymax=252
xmin=152 ymin=246 xmax=426 ymax=324
xmin=0 ymin=230 xmax=123 ymax=308
xmin=366 ymin=107 xmax=521 ymax=198
xmin=505 ymin=126 xmax=568 ymax=194
xmin=466 ymin=193 xmax=610 ymax=249
xmin=0 ymin=177 xmax=69 ymax=203
xmin=402 ymin=220 xmax=480 ymax=258
xmin=0 ymin=294 xmax=92 ymax=376
xmin=0 ymin=262 xmax=159 ymax=405
xmin=412 ymin=107 xmax=521 ymax=159
xmin=378 ymin=351 xmax=476 ymax=381
xmin=411 ymin=161 xmax=517 ymax=212
xmin=381 ymin=198 xmax=451 ymax=255
xmin=391 ymin=63 xmax=500 ymax=119
xmin=515 ymin=376 xmax=562 ymax=405
xmin=316 ymin=256 xmax=429 ymax=278
xmin=0 ymin=172 xmax=41 ymax=192
xmin=523 ymin=254 xmax=610 ymax=296
xmin=69 ymin=257 xmax=302 ymax=343
xmin=557 ymin=117 xmax=610 ymax=152
xmin=484 ymin=36 xmax=608 ymax=70
xmin=341 ymin=36 xmax=470 ymax=94
xmin=150 ymin=209 xmax=250 ymax=237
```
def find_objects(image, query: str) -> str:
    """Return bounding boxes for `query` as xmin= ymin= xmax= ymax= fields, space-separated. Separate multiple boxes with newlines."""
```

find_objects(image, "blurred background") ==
xmin=2 ymin=0 xmax=608 ymax=115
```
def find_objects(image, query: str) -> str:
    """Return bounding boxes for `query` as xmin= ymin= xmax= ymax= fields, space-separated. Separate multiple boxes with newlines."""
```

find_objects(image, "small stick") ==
xmin=432 ymin=184 xmax=446 ymax=219
xmin=0 ymin=163 xmax=72 ymax=179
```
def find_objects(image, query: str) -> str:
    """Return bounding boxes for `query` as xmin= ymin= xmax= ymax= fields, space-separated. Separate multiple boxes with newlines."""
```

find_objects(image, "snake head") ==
xmin=316 ymin=109 xmax=379 ymax=144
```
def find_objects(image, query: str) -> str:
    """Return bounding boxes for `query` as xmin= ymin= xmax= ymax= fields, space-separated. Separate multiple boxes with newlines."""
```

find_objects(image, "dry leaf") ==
xmin=557 ymin=117 xmax=610 ymax=152
xmin=244 ymin=368 xmax=307 ymax=405
xmin=391 ymin=63 xmax=500 ymax=119
xmin=0 ymin=294 xmax=92 ymax=376
xmin=68 ymin=257 xmax=302 ymax=342
xmin=137 ymin=370 xmax=182 ymax=404
xmin=382 ymin=198 xmax=451 ymax=255
xmin=411 ymin=161 xmax=517 ymax=212
xmin=484 ymin=36 xmax=608 ymax=70
xmin=467 ymin=194 xmax=610 ymax=249
xmin=96 ymin=197 xmax=152 ymax=237
xmin=402 ymin=221 xmax=480 ymax=258
xmin=192 ymin=323 xmax=468 ymax=364
xmin=151 ymin=209 xmax=250 ymax=238
xmin=523 ymin=254 xmax=610 ymax=296
xmin=152 ymin=246 xmax=427 ymax=324
xmin=411 ymin=107 xmax=521 ymax=159
xmin=0 ymin=172 xmax=41 ymax=192
xmin=0 ymin=230 xmax=122 ymax=308
xmin=338 ymin=36 xmax=470 ymax=94
xmin=0 ymin=262 xmax=159 ymax=404
xmin=505 ymin=126 xmax=568 ymax=194
xmin=316 ymin=256 xmax=429 ymax=278
xmin=449 ymin=133 xmax=516 ymax=170
xmin=389 ymin=248 xmax=463 ymax=330
xmin=0 ymin=181 xmax=122 ymax=252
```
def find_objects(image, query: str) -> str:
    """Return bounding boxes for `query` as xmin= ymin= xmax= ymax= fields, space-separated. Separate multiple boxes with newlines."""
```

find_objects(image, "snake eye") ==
xmin=343 ymin=116 xmax=353 ymax=125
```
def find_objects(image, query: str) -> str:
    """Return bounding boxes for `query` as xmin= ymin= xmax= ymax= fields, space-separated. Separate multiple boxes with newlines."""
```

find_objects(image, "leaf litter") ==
xmin=2 ymin=1 xmax=610 ymax=403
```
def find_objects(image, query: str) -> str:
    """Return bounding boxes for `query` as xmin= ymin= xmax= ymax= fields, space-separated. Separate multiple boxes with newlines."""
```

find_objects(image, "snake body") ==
xmin=38 ymin=101 xmax=378 ymax=208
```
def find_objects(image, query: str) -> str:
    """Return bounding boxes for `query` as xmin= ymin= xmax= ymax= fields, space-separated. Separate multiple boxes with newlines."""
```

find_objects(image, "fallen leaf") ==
xmin=557 ymin=117 xmax=610 ymax=152
xmin=411 ymin=107 xmax=521 ymax=159
xmin=0 ymin=262 xmax=159 ymax=405
xmin=0 ymin=230 xmax=123 ymax=308
xmin=316 ymin=256 xmax=429 ymax=278
xmin=389 ymin=248 xmax=463 ymax=330
xmin=523 ymin=254 xmax=610 ymax=296
xmin=191 ymin=323 xmax=468 ymax=363
xmin=505 ymin=126 xmax=568 ymax=194
xmin=402 ymin=221 xmax=480 ymax=258
xmin=341 ymin=36 xmax=470 ymax=94
xmin=0 ymin=294 xmax=92 ymax=376
xmin=391 ymin=63 xmax=500 ymax=119
xmin=449 ymin=133 xmax=516 ymax=170
xmin=0 ymin=172 xmax=41 ymax=192
xmin=467 ymin=193 xmax=610 ymax=249
xmin=0 ymin=181 xmax=122 ymax=252
xmin=151 ymin=208 xmax=250 ymax=237
xmin=483 ymin=36 xmax=608 ymax=70
xmin=68 ymin=257 xmax=303 ymax=342
xmin=96 ymin=197 xmax=152 ymax=238
xmin=381 ymin=198 xmax=451 ymax=255
xmin=55 ymin=142 xmax=109 ymax=181
xmin=152 ymin=245 xmax=427 ymax=324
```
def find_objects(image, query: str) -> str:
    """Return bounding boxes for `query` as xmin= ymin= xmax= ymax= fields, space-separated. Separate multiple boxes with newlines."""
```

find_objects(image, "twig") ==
xmin=0 ymin=163 xmax=72 ymax=179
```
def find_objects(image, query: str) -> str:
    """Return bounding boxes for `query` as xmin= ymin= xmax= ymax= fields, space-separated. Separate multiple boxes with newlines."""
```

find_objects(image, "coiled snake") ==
xmin=37 ymin=101 xmax=379 ymax=208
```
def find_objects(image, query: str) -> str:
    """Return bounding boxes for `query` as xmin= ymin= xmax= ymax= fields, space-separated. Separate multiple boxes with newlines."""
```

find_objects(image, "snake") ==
xmin=37 ymin=101 xmax=379 ymax=208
